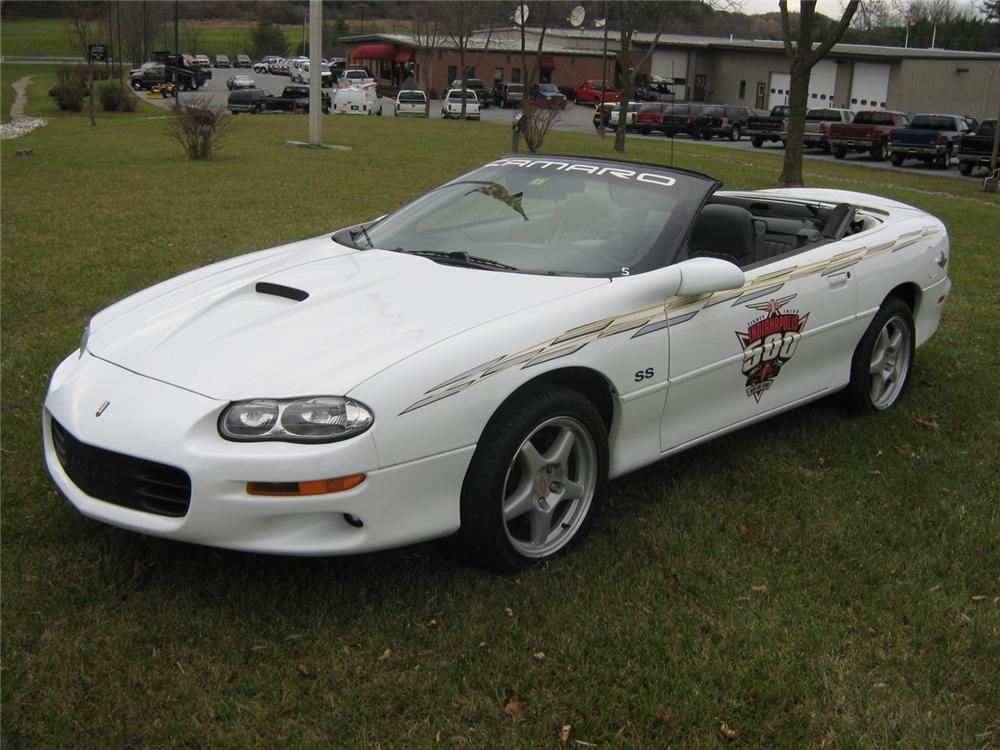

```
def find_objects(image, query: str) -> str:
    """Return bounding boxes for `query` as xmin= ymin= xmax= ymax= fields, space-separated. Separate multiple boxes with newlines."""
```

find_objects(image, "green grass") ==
xmin=2 ymin=73 xmax=998 ymax=749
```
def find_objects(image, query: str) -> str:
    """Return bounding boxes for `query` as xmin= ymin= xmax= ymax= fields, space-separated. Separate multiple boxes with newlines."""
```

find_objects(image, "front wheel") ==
xmin=451 ymin=385 xmax=608 ymax=572
xmin=730 ymin=125 xmax=741 ymax=141
xmin=890 ymin=153 xmax=904 ymax=167
xmin=843 ymin=298 xmax=914 ymax=413
xmin=833 ymin=145 xmax=847 ymax=159
xmin=934 ymin=146 xmax=952 ymax=169
xmin=870 ymin=139 xmax=888 ymax=161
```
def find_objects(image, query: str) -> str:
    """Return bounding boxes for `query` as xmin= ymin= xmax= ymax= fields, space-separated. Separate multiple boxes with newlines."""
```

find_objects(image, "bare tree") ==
xmin=436 ymin=1 xmax=505 ymax=118
xmin=410 ymin=3 xmax=445 ymax=116
xmin=518 ymin=98 xmax=563 ymax=152
xmin=613 ymin=1 xmax=671 ymax=154
xmin=777 ymin=0 xmax=860 ymax=187
xmin=164 ymin=96 xmax=233 ymax=160
xmin=183 ymin=22 xmax=203 ymax=56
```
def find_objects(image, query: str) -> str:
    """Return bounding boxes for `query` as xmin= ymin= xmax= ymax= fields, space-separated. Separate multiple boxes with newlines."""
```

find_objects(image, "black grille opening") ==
xmin=51 ymin=418 xmax=192 ymax=518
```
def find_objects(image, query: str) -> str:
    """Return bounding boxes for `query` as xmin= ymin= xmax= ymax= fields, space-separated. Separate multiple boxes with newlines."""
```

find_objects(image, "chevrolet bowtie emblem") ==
xmin=96 ymin=400 xmax=110 ymax=417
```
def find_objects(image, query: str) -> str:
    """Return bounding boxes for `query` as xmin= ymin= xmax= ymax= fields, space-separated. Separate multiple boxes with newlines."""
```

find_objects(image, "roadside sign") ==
xmin=89 ymin=44 xmax=107 ymax=63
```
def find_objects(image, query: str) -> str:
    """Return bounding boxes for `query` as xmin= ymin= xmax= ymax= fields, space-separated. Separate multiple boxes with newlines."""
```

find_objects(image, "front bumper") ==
xmin=889 ymin=143 xmax=948 ymax=156
xmin=43 ymin=353 xmax=472 ymax=555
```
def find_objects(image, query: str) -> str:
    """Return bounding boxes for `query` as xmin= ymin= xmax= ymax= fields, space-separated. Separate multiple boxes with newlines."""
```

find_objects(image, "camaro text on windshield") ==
xmin=482 ymin=158 xmax=677 ymax=187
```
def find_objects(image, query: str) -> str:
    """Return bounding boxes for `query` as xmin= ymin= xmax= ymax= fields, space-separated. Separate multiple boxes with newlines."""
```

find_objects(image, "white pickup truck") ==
xmin=442 ymin=89 xmax=480 ymax=120
xmin=337 ymin=69 xmax=374 ymax=88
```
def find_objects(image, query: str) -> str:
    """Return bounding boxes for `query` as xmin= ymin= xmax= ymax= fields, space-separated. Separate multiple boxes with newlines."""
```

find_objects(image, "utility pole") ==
xmin=598 ymin=0 xmax=609 ymax=137
xmin=174 ymin=0 xmax=180 ymax=105
xmin=309 ymin=0 xmax=322 ymax=145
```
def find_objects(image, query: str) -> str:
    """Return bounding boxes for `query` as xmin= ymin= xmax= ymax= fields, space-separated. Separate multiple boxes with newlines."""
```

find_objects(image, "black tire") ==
xmin=253 ymin=102 xmax=263 ymax=114
xmin=751 ymin=135 xmax=763 ymax=148
xmin=934 ymin=146 xmax=952 ymax=169
xmin=730 ymin=124 xmax=741 ymax=141
xmin=890 ymin=153 xmax=904 ymax=167
xmin=833 ymin=145 xmax=847 ymax=159
xmin=450 ymin=385 xmax=608 ymax=572
xmin=959 ymin=161 xmax=973 ymax=176
xmin=843 ymin=297 xmax=915 ymax=414
xmin=131 ymin=79 xmax=143 ymax=91
xmin=822 ymin=141 xmax=832 ymax=154
xmin=870 ymin=139 xmax=888 ymax=161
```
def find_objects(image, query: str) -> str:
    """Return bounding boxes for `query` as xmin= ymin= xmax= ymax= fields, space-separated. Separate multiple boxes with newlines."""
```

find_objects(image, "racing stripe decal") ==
xmin=399 ymin=226 xmax=941 ymax=414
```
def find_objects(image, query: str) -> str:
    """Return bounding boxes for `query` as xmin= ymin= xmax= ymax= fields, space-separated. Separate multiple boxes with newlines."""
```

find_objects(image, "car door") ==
xmin=660 ymin=242 xmax=858 ymax=453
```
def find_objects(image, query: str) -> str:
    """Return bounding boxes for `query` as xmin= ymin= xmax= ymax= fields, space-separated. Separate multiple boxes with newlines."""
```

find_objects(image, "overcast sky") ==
xmin=739 ymin=0 xmax=851 ymax=18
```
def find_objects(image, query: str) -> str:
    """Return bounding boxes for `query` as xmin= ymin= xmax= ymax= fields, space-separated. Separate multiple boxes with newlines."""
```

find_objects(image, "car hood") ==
xmin=87 ymin=237 xmax=606 ymax=400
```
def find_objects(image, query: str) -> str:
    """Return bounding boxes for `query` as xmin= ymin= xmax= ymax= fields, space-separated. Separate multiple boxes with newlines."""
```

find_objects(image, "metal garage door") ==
xmin=651 ymin=49 xmax=688 ymax=100
xmin=768 ymin=72 xmax=790 ymax=109
xmin=849 ymin=62 xmax=890 ymax=111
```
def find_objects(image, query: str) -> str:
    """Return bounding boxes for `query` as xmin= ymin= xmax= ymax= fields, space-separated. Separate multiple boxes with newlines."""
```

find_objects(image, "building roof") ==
xmin=343 ymin=27 xmax=1000 ymax=62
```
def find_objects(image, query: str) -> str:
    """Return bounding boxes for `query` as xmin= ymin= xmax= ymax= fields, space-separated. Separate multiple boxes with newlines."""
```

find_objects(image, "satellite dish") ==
xmin=594 ymin=17 xmax=606 ymax=28
xmin=513 ymin=3 xmax=529 ymax=26
xmin=569 ymin=5 xmax=585 ymax=27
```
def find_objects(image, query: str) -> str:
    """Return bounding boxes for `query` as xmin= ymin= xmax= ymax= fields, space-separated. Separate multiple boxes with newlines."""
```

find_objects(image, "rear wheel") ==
xmin=751 ymin=135 xmax=763 ymax=148
xmin=959 ymin=161 xmax=973 ymax=176
xmin=843 ymin=298 xmax=914 ymax=413
xmin=870 ymin=139 xmax=888 ymax=161
xmin=451 ymin=385 xmax=608 ymax=572
xmin=833 ymin=145 xmax=847 ymax=159
xmin=890 ymin=153 xmax=904 ymax=167
xmin=730 ymin=124 xmax=741 ymax=141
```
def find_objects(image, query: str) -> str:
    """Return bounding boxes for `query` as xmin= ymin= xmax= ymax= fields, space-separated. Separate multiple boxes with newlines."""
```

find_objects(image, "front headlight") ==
xmin=219 ymin=396 xmax=374 ymax=443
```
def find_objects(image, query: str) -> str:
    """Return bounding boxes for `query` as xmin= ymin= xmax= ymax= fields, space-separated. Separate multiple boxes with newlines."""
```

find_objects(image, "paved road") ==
xmin=153 ymin=68 xmax=974 ymax=182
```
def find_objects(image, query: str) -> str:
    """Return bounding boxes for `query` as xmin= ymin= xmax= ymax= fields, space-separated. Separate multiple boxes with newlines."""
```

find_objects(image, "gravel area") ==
xmin=1 ymin=75 xmax=48 ymax=139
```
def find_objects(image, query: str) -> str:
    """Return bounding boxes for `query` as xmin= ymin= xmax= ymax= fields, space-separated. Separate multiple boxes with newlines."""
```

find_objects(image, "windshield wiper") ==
xmin=408 ymin=250 xmax=518 ymax=271
xmin=351 ymin=223 xmax=374 ymax=249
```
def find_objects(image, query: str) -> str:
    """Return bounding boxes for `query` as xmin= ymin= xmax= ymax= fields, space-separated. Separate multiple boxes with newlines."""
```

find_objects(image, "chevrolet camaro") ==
xmin=43 ymin=156 xmax=952 ymax=571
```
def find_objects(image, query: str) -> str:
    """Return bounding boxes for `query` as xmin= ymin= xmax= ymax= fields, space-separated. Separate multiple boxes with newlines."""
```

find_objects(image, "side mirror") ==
xmin=675 ymin=256 xmax=745 ymax=297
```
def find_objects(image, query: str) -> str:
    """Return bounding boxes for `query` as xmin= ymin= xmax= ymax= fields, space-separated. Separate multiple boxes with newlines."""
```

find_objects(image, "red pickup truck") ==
xmin=828 ymin=110 xmax=910 ymax=162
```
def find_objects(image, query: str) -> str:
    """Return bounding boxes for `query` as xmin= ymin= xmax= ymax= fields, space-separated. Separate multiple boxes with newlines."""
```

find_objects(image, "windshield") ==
xmin=911 ymin=115 xmax=958 ymax=130
xmin=399 ymin=91 xmax=426 ymax=102
xmin=537 ymin=84 xmax=559 ymax=94
xmin=348 ymin=158 xmax=717 ymax=277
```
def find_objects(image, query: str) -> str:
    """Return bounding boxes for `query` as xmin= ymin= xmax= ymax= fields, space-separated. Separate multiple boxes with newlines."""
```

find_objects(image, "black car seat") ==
xmin=687 ymin=204 xmax=757 ymax=266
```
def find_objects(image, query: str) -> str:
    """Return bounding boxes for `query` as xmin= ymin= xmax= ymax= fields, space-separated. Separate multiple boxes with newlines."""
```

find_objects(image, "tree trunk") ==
xmin=614 ymin=71 xmax=634 ymax=153
xmin=778 ymin=59 xmax=811 ymax=187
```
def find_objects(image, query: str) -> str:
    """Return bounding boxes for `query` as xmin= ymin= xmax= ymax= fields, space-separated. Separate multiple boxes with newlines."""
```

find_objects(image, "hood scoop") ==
xmin=255 ymin=281 xmax=308 ymax=302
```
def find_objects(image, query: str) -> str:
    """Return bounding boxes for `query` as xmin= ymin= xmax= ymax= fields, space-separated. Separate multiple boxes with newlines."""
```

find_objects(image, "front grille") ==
xmin=51 ymin=418 xmax=191 ymax=518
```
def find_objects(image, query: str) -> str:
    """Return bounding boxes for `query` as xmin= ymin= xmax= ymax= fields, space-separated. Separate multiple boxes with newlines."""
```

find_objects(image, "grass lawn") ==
xmin=2 ymin=72 xmax=998 ymax=749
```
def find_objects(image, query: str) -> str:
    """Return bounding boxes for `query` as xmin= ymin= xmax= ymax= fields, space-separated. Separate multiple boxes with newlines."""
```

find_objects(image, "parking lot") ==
xmin=152 ymin=67 xmax=974 ymax=181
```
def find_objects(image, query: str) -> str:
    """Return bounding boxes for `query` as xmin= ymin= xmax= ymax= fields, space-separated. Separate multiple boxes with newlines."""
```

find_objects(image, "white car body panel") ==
xmin=332 ymin=84 xmax=378 ymax=115
xmin=43 ymin=163 xmax=951 ymax=557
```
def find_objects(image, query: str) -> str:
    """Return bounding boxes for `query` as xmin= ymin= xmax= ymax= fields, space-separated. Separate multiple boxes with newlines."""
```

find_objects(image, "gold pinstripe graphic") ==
xmin=399 ymin=226 xmax=941 ymax=414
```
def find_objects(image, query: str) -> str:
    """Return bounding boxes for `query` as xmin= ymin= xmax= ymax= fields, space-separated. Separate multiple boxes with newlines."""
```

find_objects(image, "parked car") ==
xmin=494 ymin=82 xmax=524 ymax=109
xmin=227 ymin=88 xmax=272 ymax=114
xmin=287 ymin=57 xmax=310 ymax=83
xmin=957 ymin=119 xmax=997 ymax=176
xmin=634 ymin=102 xmax=705 ymax=137
xmin=592 ymin=101 xmax=616 ymax=129
xmin=129 ymin=56 xmax=210 ymax=92
xmin=783 ymin=108 xmax=854 ymax=153
xmin=258 ymin=85 xmax=331 ymax=114
xmin=442 ymin=88 xmax=480 ymax=119
xmin=888 ymin=113 xmax=975 ymax=169
xmin=394 ymin=89 xmax=428 ymax=117
xmin=235 ymin=54 xmax=251 ymax=68
xmin=746 ymin=105 xmax=790 ymax=147
xmin=692 ymin=105 xmax=758 ymax=141
xmin=528 ymin=82 xmax=567 ymax=109
xmin=828 ymin=110 xmax=910 ymax=161
xmin=44 ymin=156 xmax=951 ymax=571
xmin=573 ymin=80 xmax=620 ymax=105
xmin=300 ymin=61 xmax=333 ymax=88
xmin=214 ymin=54 xmax=230 ymax=68
xmin=332 ymin=83 xmax=380 ymax=115
xmin=254 ymin=56 xmax=279 ymax=74
xmin=193 ymin=54 xmax=211 ymax=69
xmin=450 ymin=79 xmax=491 ymax=108
xmin=610 ymin=102 xmax=642 ymax=132
xmin=338 ymin=69 xmax=374 ymax=87
xmin=226 ymin=75 xmax=255 ymax=90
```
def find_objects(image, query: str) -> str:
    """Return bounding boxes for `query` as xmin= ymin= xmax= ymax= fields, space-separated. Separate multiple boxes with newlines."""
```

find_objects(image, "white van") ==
xmin=332 ymin=83 xmax=381 ymax=115
xmin=287 ymin=57 xmax=309 ymax=82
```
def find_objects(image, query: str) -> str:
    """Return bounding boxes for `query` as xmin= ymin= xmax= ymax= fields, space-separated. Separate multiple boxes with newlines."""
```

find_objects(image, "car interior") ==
xmin=685 ymin=195 xmax=873 ymax=268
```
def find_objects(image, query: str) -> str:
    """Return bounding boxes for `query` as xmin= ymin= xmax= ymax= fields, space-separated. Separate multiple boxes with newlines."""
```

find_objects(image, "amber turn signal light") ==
xmin=246 ymin=474 xmax=366 ymax=496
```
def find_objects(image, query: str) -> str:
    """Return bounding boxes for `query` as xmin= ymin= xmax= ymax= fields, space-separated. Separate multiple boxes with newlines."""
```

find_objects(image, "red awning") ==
xmin=393 ymin=49 xmax=414 ymax=63
xmin=351 ymin=43 xmax=397 ymax=61
xmin=540 ymin=56 xmax=556 ymax=68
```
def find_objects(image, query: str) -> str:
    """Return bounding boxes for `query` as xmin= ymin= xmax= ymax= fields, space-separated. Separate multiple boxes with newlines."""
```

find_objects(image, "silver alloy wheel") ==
xmin=868 ymin=314 xmax=912 ymax=409
xmin=501 ymin=416 xmax=597 ymax=558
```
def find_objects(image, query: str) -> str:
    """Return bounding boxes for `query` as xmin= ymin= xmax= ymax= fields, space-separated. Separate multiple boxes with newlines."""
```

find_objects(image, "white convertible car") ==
xmin=43 ymin=157 xmax=951 ymax=571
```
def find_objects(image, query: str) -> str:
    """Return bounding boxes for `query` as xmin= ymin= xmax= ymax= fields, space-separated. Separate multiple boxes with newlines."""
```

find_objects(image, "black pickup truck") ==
xmin=129 ymin=52 xmax=211 ymax=92
xmin=746 ymin=105 xmax=789 ymax=147
xmin=260 ymin=85 xmax=331 ymax=114
xmin=957 ymin=119 xmax=997 ymax=176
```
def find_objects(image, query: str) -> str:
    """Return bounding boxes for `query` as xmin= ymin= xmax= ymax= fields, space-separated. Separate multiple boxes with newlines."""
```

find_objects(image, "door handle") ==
xmin=827 ymin=270 xmax=851 ymax=289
